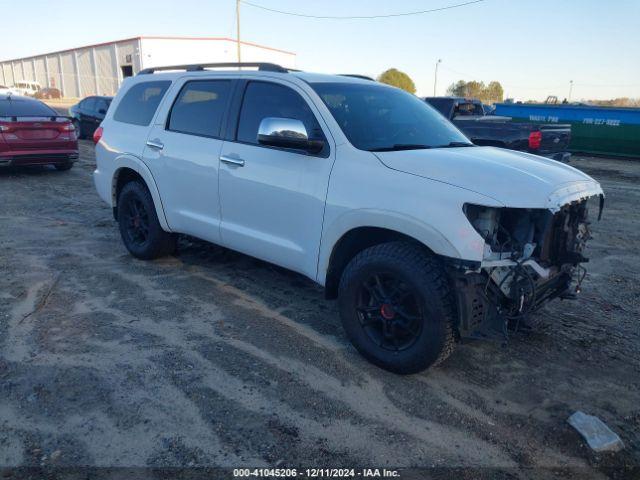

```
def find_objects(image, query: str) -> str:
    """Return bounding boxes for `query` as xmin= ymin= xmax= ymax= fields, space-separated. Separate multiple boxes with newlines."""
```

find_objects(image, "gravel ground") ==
xmin=0 ymin=143 xmax=638 ymax=478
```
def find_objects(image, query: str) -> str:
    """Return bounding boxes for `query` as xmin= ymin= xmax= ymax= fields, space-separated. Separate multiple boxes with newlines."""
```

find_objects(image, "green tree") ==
xmin=446 ymin=80 xmax=504 ymax=104
xmin=446 ymin=80 xmax=467 ymax=97
xmin=464 ymin=81 xmax=486 ymax=99
xmin=377 ymin=68 xmax=416 ymax=94
xmin=484 ymin=81 xmax=504 ymax=103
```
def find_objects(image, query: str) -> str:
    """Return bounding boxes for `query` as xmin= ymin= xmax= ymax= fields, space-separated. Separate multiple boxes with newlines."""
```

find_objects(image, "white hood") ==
xmin=373 ymin=146 xmax=603 ymax=211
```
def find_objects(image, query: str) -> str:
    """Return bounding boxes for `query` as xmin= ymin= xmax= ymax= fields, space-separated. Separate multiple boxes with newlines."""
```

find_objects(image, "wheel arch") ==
xmin=319 ymin=211 xmax=461 ymax=299
xmin=111 ymin=156 xmax=171 ymax=231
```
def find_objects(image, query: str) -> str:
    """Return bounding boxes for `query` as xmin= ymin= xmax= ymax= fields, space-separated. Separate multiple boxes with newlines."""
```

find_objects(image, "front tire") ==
xmin=117 ymin=181 xmax=176 ymax=260
xmin=338 ymin=241 xmax=456 ymax=374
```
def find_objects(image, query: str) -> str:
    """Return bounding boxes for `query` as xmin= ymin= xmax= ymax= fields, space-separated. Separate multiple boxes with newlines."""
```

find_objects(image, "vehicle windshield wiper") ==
xmin=434 ymin=141 xmax=476 ymax=148
xmin=369 ymin=144 xmax=433 ymax=152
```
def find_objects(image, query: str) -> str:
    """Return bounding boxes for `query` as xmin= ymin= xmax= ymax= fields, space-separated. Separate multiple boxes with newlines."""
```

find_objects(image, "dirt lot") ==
xmin=0 ymin=143 xmax=638 ymax=478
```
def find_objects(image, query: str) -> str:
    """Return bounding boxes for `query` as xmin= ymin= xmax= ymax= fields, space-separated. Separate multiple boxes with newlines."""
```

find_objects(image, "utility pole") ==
xmin=236 ymin=0 xmax=242 ymax=64
xmin=433 ymin=59 xmax=442 ymax=96
xmin=568 ymin=80 xmax=574 ymax=102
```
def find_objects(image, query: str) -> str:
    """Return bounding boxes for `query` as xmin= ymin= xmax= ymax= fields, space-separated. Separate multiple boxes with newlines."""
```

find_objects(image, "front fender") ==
xmin=110 ymin=155 xmax=171 ymax=232
xmin=316 ymin=208 xmax=461 ymax=285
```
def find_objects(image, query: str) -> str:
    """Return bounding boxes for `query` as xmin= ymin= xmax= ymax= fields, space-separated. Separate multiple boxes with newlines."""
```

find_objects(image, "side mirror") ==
xmin=257 ymin=117 xmax=324 ymax=154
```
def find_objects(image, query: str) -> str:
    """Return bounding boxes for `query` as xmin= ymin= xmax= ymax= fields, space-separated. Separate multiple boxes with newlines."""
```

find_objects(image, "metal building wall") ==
xmin=77 ymin=49 xmax=94 ymax=96
xmin=46 ymin=55 xmax=62 ymax=92
xmin=1 ymin=37 xmax=295 ymax=98
xmin=115 ymin=41 xmax=138 ymax=73
xmin=34 ymin=57 xmax=47 ymax=86
xmin=95 ymin=45 xmax=118 ymax=95
xmin=60 ymin=52 xmax=77 ymax=97
xmin=13 ymin=62 xmax=24 ymax=83
xmin=22 ymin=60 xmax=34 ymax=81
xmin=0 ymin=40 xmax=119 ymax=96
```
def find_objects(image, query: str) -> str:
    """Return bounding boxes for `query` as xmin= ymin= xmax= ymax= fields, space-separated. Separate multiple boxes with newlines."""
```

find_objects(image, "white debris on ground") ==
xmin=568 ymin=411 xmax=625 ymax=452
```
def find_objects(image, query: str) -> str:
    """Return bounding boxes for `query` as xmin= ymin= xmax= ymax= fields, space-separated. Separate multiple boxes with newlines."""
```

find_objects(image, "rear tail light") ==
xmin=528 ymin=131 xmax=542 ymax=150
xmin=93 ymin=126 xmax=103 ymax=144
xmin=61 ymin=122 xmax=75 ymax=132
xmin=0 ymin=122 xmax=12 ymax=133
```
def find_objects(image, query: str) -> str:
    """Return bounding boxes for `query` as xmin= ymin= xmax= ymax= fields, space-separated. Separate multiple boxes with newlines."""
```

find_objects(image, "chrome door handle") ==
xmin=220 ymin=155 xmax=245 ymax=167
xmin=146 ymin=139 xmax=164 ymax=150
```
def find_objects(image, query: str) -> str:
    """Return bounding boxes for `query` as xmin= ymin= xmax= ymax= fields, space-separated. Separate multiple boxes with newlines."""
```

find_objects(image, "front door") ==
xmin=218 ymin=80 xmax=334 ymax=278
xmin=142 ymin=79 xmax=234 ymax=242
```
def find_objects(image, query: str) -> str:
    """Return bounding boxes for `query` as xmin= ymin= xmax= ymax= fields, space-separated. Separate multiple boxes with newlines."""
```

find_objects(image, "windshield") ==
xmin=310 ymin=82 xmax=472 ymax=151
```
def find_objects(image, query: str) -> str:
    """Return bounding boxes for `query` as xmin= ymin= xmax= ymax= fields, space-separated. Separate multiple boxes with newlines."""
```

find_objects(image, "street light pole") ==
xmin=236 ymin=0 xmax=242 ymax=64
xmin=568 ymin=80 xmax=574 ymax=102
xmin=433 ymin=59 xmax=442 ymax=96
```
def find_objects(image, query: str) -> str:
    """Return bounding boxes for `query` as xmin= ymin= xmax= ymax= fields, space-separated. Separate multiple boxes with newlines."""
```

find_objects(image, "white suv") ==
xmin=93 ymin=63 xmax=604 ymax=374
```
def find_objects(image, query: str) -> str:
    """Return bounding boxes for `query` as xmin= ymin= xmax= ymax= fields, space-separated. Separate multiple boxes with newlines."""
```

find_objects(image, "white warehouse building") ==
xmin=0 ymin=36 xmax=297 ymax=98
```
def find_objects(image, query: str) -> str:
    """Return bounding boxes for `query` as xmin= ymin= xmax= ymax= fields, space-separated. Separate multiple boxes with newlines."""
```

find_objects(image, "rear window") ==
xmin=454 ymin=102 xmax=484 ymax=116
xmin=168 ymin=80 xmax=231 ymax=138
xmin=0 ymin=99 xmax=56 ymax=117
xmin=113 ymin=81 xmax=171 ymax=126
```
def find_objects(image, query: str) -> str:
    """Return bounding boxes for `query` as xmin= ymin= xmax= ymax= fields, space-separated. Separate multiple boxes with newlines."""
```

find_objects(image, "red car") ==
xmin=0 ymin=95 xmax=78 ymax=171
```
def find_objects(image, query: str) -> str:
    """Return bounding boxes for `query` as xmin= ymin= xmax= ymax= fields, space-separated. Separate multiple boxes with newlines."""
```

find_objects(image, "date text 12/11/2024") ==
xmin=233 ymin=468 xmax=401 ymax=477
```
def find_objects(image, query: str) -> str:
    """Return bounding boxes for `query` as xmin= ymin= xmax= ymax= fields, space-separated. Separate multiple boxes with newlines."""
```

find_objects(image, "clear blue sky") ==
xmin=1 ymin=0 xmax=638 ymax=100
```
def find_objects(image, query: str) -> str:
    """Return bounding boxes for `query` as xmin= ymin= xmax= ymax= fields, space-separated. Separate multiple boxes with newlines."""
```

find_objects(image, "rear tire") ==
xmin=117 ymin=181 xmax=176 ymax=260
xmin=338 ymin=241 xmax=456 ymax=374
xmin=54 ymin=162 xmax=73 ymax=171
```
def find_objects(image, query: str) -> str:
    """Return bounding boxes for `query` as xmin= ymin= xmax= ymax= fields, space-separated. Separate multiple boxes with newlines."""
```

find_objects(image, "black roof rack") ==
xmin=339 ymin=74 xmax=375 ymax=81
xmin=138 ymin=62 xmax=289 ymax=75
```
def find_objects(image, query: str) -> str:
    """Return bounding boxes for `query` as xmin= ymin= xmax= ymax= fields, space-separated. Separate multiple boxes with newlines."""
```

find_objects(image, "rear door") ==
xmin=108 ymin=80 xmax=172 ymax=158
xmin=141 ymin=78 xmax=235 ymax=241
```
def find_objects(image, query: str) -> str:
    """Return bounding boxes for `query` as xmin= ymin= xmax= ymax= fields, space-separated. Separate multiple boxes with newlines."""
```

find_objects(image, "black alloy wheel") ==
xmin=121 ymin=197 xmax=150 ymax=248
xmin=356 ymin=272 xmax=424 ymax=352
xmin=117 ymin=181 xmax=176 ymax=260
xmin=338 ymin=241 xmax=456 ymax=374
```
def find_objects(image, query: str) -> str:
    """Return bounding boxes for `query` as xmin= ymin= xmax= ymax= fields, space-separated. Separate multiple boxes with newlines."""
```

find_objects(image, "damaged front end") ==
xmin=451 ymin=192 xmax=604 ymax=337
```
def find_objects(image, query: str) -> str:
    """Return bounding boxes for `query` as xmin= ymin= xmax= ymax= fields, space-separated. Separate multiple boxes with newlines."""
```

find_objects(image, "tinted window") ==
xmin=95 ymin=98 xmax=110 ymax=113
xmin=168 ymin=80 xmax=231 ymax=137
xmin=113 ymin=81 xmax=171 ymax=126
xmin=82 ymin=97 xmax=97 ymax=112
xmin=454 ymin=102 xmax=483 ymax=116
xmin=311 ymin=82 xmax=470 ymax=151
xmin=237 ymin=82 xmax=324 ymax=146
xmin=0 ymin=99 xmax=56 ymax=116
xmin=424 ymin=98 xmax=453 ymax=117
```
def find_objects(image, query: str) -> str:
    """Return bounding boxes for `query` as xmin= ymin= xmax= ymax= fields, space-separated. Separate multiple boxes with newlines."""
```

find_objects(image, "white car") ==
xmin=0 ymin=85 xmax=17 ymax=96
xmin=12 ymin=81 xmax=41 ymax=96
xmin=93 ymin=63 xmax=604 ymax=374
